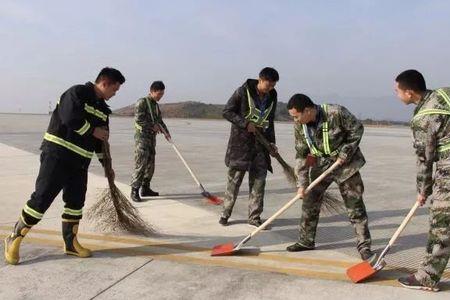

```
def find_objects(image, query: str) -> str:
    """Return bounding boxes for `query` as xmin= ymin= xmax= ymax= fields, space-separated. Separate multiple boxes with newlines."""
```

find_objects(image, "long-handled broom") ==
xmin=254 ymin=129 xmax=297 ymax=185
xmin=346 ymin=201 xmax=420 ymax=283
xmin=87 ymin=141 xmax=155 ymax=236
xmin=211 ymin=159 xmax=341 ymax=256
xmin=254 ymin=129 xmax=343 ymax=215
xmin=158 ymin=125 xmax=223 ymax=205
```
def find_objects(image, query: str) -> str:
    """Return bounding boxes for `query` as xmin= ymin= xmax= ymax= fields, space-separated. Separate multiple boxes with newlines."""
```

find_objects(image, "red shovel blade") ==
xmin=346 ymin=261 xmax=377 ymax=283
xmin=202 ymin=192 xmax=223 ymax=205
xmin=211 ymin=243 xmax=235 ymax=256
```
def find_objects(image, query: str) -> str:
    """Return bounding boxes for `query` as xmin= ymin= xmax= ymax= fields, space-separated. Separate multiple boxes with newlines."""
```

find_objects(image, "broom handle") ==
xmin=157 ymin=124 xmax=206 ymax=191
xmin=169 ymin=142 xmax=204 ymax=190
xmin=249 ymin=159 xmax=341 ymax=237
xmin=102 ymin=141 xmax=115 ymax=187
xmin=254 ymin=129 xmax=286 ymax=165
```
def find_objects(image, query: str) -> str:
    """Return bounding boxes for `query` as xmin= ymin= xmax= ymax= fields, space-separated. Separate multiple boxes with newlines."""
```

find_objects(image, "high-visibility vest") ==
xmin=134 ymin=97 xmax=161 ymax=132
xmin=244 ymin=88 xmax=274 ymax=129
xmin=302 ymin=104 xmax=338 ymax=157
xmin=412 ymin=88 xmax=450 ymax=154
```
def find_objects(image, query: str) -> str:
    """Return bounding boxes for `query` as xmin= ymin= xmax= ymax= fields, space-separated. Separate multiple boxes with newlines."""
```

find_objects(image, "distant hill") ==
xmin=114 ymin=101 xmax=407 ymax=126
xmin=114 ymin=101 xmax=292 ymax=121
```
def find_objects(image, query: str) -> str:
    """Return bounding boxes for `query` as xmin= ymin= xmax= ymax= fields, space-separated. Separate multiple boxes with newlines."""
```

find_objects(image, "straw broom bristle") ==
xmin=87 ymin=141 xmax=155 ymax=236
xmin=278 ymin=158 xmax=297 ymax=186
xmin=320 ymin=191 xmax=345 ymax=216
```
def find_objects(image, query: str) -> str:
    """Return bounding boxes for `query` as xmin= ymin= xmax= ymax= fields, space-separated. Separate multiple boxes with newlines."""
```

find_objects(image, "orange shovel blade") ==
xmin=206 ymin=195 xmax=223 ymax=205
xmin=201 ymin=192 xmax=224 ymax=205
xmin=346 ymin=261 xmax=377 ymax=283
xmin=211 ymin=243 xmax=235 ymax=256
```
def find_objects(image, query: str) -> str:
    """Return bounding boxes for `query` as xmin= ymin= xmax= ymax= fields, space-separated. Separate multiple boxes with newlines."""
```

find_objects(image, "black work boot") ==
xmin=141 ymin=185 xmax=159 ymax=197
xmin=219 ymin=217 xmax=228 ymax=226
xmin=286 ymin=242 xmax=315 ymax=252
xmin=131 ymin=187 xmax=142 ymax=202
xmin=62 ymin=220 xmax=91 ymax=258
xmin=4 ymin=218 xmax=32 ymax=265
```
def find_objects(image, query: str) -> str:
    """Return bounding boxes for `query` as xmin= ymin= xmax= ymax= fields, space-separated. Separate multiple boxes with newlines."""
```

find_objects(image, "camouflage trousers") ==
xmin=298 ymin=171 xmax=372 ymax=252
xmin=221 ymin=152 xmax=268 ymax=222
xmin=130 ymin=134 xmax=156 ymax=189
xmin=415 ymin=162 xmax=450 ymax=288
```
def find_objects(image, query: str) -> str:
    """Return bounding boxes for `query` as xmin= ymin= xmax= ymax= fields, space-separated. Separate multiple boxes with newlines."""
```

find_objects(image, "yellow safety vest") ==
xmin=244 ymin=89 xmax=273 ymax=129
xmin=412 ymin=88 xmax=450 ymax=153
xmin=302 ymin=104 xmax=338 ymax=157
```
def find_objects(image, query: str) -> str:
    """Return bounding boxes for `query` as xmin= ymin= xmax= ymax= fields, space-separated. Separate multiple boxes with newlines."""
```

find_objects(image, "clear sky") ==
xmin=1 ymin=0 xmax=449 ymax=121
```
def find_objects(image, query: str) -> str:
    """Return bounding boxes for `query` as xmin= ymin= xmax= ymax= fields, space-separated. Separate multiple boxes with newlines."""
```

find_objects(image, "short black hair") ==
xmin=395 ymin=70 xmax=426 ymax=92
xmin=95 ymin=67 xmax=126 ymax=84
xmin=259 ymin=67 xmax=279 ymax=82
xmin=150 ymin=81 xmax=165 ymax=91
xmin=287 ymin=94 xmax=315 ymax=112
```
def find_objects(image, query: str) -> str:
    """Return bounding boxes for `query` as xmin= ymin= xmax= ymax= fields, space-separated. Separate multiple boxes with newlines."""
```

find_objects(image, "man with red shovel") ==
xmin=286 ymin=94 xmax=375 ymax=262
xmin=219 ymin=67 xmax=279 ymax=228
xmin=394 ymin=70 xmax=450 ymax=292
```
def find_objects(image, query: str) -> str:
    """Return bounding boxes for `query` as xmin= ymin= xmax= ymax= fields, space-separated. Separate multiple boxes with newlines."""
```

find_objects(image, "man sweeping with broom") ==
xmin=4 ymin=67 xmax=125 ymax=265
xmin=395 ymin=70 xmax=450 ymax=292
xmin=285 ymin=94 xmax=375 ymax=262
xmin=219 ymin=67 xmax=279 ymax=228
xmin=130 ymin=81 xmax=170 ymax=202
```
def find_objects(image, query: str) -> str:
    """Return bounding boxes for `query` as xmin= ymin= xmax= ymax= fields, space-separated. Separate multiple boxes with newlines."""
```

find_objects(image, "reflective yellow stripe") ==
xmin=96 ymin=152 xmax=104 ymax=159
xmin=62 ymin=219 xmax=80 ymax=223
xmin=436 ymin=89 xmax=450 ymax=107
xmin=75 ymin=120 xmax=91 ymax=135
xmin=260 ymin=102 xmax=274 ymax=124
xmin=145 ymin=98 xmax=155 ymax=122
xmin=135 ymin=123 xmax=143 ymax=131
xmin=84 ymin=104 xmax=107 ymax=121
xmin=438 ymin=143 xmax=450 ymax=153
xmin=302 ymin=104 xmax=338 ymax=157
xmin=44 ymin=133 xmax=93 ymax=159
xmin=322 ymin=104 xmax=331 ymax=155
xmin=23 ymin=204 xmax=43 ymax=219
xmin=413 ymin=109 xmax=450 ymax=121
xmin=63 ymin=207 xmax=83 ymax=216
xmin=302 ymin=125 xmax=320 ymax=156
xmin=245 ymin=88 xmax=272 ymax=128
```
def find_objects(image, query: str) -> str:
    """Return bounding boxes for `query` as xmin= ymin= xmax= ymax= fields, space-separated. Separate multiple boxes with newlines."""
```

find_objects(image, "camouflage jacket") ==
xmin=294 ymin=104 xmax=365 ymax=188
xmin=134 ymin=96 xmax=169 ymax=138
xmin=411 ymin=87 xmax=450 ymax=197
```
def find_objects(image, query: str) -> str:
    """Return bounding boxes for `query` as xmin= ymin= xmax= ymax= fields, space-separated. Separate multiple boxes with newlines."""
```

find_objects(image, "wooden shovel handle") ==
xmin=249 ymin=159 xmax=341 ymax=237
xmin=388 ymin=201 xmax=420 ymax=247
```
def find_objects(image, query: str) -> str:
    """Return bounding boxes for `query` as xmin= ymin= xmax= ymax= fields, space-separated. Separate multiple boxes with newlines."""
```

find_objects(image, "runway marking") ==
xmin=0 ymin=228 xmax=417 ymax=288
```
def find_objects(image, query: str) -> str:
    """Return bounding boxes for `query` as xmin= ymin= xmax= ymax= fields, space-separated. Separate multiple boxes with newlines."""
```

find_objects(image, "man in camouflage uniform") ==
xmin=286 ymin=94 xmax=374 ymax=261
xmin=130 ymin=81 xmax=170 ymax=202
xmin=395 ymin=70 xmax=450 ymax=292
xmin=220 ymin=67 xmax=279 ymax=228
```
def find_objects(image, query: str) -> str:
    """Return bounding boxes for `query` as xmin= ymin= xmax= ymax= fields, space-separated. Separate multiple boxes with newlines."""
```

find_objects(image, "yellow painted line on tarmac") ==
xmin=6 ymin=228 xmax=447 ymax=287
xmin=0 ymin=233 xmax=351 ymax=283
xmin=0 ymin=226 xmax=357 ymax=269
xmin=1 ymin=231 xmax=406 ymax=288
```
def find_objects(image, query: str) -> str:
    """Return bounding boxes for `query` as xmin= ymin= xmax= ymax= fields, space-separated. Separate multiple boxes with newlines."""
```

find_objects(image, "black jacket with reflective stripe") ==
xmin=223 ymin=79 xmax=277 ymax=172
xmin=40 ymin=82 xmax=111 ymax=168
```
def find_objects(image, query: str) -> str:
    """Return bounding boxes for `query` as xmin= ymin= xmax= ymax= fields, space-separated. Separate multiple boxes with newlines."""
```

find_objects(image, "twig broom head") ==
xmin=87 ymin=141 xmax=155 ymax=236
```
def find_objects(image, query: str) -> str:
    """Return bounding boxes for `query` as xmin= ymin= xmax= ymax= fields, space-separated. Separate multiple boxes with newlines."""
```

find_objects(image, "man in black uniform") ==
xmin=4 ymin=67 xmax=125 ymax=265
